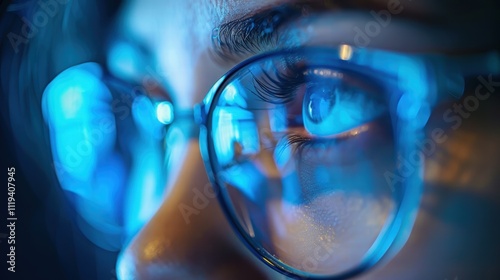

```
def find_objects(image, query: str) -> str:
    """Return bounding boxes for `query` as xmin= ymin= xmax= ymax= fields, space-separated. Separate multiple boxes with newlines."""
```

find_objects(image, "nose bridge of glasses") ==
xmin=194 ymin=102 xmax=208 ymax=126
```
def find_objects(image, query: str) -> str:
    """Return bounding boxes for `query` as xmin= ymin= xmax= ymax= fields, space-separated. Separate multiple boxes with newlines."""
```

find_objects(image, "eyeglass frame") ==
xmin=183 ymin=45 xmax=500 ymax=279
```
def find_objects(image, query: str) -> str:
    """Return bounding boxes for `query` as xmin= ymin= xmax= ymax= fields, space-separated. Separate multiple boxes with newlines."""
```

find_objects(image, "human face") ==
xmin=115 ymin=0 xmax=500 ymax=279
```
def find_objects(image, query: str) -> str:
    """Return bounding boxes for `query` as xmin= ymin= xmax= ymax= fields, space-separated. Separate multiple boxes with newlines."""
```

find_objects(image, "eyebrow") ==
xmin=210 ymin=2 xmax=345 ymax=64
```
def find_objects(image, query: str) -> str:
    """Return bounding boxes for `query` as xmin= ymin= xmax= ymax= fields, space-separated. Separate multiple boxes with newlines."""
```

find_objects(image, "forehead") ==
xmin=124 ymin=0 xmax=286 ymax=45
xmin=122 ymin=0 xmax=499 ymax=46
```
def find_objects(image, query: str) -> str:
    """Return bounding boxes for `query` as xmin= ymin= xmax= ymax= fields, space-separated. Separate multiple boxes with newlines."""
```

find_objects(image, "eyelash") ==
xmin=276 ymin=132 xmax=343 ymax=161
xmin=285 ymin=134 xmax=315 ymax=152
xmin=252 ymin=62 xmax=305 ymax=104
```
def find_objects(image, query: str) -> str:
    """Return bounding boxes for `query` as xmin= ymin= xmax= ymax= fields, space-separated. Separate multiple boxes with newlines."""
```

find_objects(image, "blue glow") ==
xmin=395 ymin=58 xmax=431 ymax=129
xmin=397 ymin=94 xmax=420 ymax=119
xmin=221 ymin=83 xmax=248 ymax=108
xmin=213 ymin=107 xmax=236 ymax=166
xmin=124 ymin=143 xmax=165 ymax=237
xmin=117 ymin=252 xmax=135 ymax=280
xmin=107 ymin=41 xmax=143 ymax=80
xmin=269 ymin=106 xmax=287 ymax=133
xmin=303 ymin=85 xmax=383 ymax=137
xmin=274 ymin=140 xmax=292 ymax=169
xmin=156 ymin=101 xmax=174 ymax=125
xmin=213 ymin=107 xmax=255 ymax=165
xmin=132 ymin=96 xmax=164 ymax=140
xmin=126 ymin=97 xmax=168 ymax=237
xmin=281 ymin=172 xmax=301 ymax=204
xmin=224 ymin=83 xmax=237 ymax=102
xmin=222 ymin=164 xmax=263 ymax=202
xmin=75 ymin=153 xmax=126 ymax=250
xmin=236 ymin=121 xmax=260 ymax=154
xmin=42 ymin=63 xmax=115 ymax=186
xmin=41 ymin=62 xmax=166 ymax=250
xmin=60 ymin=86 xmax=84 ymax=118
xmin=132 ymin=96 xmax=155 ymax=128
xmin=298 ymin=49 xmax=432 ymax=135
xmin=397 ymin=58 xmax=426 ymax=99
xmin=41 ymin=63 xmax=135 ymax=250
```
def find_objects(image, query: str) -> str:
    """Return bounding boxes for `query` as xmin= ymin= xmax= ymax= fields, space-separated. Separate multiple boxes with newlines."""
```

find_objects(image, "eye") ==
xmin=300 ymin=69 xmax=386 ymax=138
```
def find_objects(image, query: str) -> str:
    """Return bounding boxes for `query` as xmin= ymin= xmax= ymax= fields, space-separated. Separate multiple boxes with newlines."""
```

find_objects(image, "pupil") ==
xmin=306 ymin=86 xmax=336 ymax=124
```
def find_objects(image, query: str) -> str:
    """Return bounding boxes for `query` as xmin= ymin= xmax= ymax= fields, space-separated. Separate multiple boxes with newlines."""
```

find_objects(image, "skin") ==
xmin=108 ymin=0 xmax=500 ymax=279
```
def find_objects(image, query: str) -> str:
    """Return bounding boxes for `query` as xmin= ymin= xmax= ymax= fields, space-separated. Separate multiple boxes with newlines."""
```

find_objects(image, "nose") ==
xmin=116 ymin=127 xmax=270 ymax=280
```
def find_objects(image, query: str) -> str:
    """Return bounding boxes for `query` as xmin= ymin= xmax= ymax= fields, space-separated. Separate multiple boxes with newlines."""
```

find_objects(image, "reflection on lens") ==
xmin=206 ymin=47 xmax=428 ymax=278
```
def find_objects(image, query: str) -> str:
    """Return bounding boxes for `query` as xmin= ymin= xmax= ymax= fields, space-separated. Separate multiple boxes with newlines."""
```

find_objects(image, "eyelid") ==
xmin=212 ymin=5 xmax=303 ymax=63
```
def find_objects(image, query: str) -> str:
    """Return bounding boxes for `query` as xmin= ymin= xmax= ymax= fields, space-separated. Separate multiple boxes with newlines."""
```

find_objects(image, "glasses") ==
xmin=188 ymin=45 xmax=499 ymax=279
xmin=43 ymin=43 xmax=499 ymax=278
